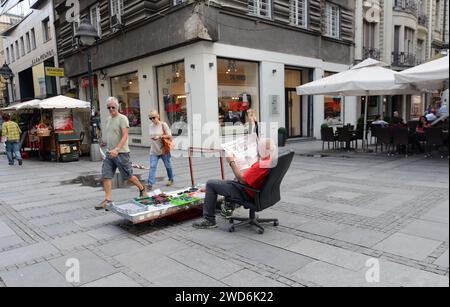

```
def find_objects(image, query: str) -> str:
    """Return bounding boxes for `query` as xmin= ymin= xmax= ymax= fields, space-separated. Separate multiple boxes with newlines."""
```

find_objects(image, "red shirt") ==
xmin=242 ymin=160 xmax=271 ymax=199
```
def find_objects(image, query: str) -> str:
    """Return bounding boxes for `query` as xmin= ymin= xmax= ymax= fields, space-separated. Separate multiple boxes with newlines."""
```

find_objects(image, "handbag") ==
xmin=161 ymin=123 xmax=174 ymax=154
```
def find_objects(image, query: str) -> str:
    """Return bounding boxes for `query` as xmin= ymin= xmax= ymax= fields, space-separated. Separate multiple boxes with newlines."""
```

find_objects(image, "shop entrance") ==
xmin=285 ymin=88 xmax=302 ymax=137
xmin=285 ymin=69 xmax=306 ymax=138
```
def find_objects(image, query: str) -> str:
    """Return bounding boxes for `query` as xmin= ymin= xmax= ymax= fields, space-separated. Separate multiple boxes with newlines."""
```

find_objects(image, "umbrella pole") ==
xmin=363 ymin=95 xmax=369 ymax=150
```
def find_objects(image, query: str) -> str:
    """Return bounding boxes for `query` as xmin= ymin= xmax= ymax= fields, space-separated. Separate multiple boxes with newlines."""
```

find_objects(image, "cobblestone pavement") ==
xmin=0 ymin=141 xmax=448 ymax=287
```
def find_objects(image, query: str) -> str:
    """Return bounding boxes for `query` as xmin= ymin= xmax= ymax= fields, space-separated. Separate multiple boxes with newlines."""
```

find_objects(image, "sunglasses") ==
xmin=107 ymin=106 xmax=116 ymax=110
xmin=149 ymin=116 xmax=157 ymax=120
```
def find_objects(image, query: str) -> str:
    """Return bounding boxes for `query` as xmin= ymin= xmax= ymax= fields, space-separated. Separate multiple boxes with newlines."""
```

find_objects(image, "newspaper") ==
xmin=221 ymin=134 xmax=258 ymax=170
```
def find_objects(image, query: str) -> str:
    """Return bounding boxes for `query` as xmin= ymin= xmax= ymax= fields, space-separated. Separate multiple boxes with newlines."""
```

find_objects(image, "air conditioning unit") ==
xmin=110 ymin=14 xmax=123 ymax=32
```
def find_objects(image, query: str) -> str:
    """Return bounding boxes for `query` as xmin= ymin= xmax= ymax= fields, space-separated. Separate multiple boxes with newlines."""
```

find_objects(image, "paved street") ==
xmin=0 ymin=142 xmax=448 ymax=287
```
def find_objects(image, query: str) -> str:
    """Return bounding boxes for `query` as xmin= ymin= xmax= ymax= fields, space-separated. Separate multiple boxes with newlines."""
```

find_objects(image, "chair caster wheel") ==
xmin=228 ymin=226 xmax=235 ymax=233
xmin=273 ymin=221 xmax=279 ymax=227
xmin=257 ymin=228 xmax=264 ymax=235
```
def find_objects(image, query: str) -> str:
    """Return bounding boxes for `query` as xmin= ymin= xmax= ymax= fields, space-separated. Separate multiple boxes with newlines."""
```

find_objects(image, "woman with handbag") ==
xmin=147 ymin=110 xmax=174 ymax=190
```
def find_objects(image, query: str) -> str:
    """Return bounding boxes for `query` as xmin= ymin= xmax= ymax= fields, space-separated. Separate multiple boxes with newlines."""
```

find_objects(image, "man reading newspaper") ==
xmin=193 ymin=138 xmax=276 ymax=229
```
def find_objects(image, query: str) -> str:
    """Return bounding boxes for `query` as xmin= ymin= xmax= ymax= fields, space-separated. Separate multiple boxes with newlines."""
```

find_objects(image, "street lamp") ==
xmin=74 ymin=19 xmax=101 ymax=162
xmin=0 ymin=63 xmax=15 ymax=106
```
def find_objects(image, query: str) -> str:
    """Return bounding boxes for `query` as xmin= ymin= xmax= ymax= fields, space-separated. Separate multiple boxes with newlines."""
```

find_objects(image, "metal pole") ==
xmin=87 ymin=49 xmax=96 ymax=144
xmin=87 ymin=49 xmax=102 ymax=162
xmin=363 ymin=95 xmax=369 ymax=149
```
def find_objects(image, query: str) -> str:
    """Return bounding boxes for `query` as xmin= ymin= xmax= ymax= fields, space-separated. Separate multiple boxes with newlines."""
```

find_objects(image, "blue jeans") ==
xmin=5 ymin=140 xmax=21 ymax=165
xmin=148 ymin=153 xmax=174 ymax=185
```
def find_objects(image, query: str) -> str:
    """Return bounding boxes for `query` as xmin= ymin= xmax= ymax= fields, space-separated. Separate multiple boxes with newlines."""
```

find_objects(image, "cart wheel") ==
xmin=257 ymin=228 xmax=264 ymax=235
xmin=228 ymin=226 xmax=235 ymax=233
xmin=273 ymin=221 xmax=279 ymax=227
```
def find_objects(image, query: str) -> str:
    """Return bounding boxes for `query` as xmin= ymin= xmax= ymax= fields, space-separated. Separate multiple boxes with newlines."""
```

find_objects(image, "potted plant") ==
xmin=278 ymin=127 xmax=287 ymax=147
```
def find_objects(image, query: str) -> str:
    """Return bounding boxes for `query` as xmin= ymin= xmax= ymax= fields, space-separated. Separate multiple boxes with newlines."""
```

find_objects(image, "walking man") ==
xmin=95 ymin=97 xmax=148 ymax=210
xmin=1 ymin=113 xmax=23 ymax=166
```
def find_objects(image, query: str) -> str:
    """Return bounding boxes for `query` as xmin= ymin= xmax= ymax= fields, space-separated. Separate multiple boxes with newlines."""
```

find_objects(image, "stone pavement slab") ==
xmin=49 ymin=250 xmax=117 ymax=286
xmin=295 ymin=220 xmax=349 ymax=237
xmin=374 ymin=233 xmax=443 ymax=261
xmin=286 ymin=239 xmax=369 ymax=271
xmin=400 ymin=219 xmax=449 ymax=242
xmin=169 ymin=248 xmax=243 ymax=280
xmin=0 ymin=262 xmax=71 ymax=287
xmin=0 ymin=242 xmax=59 ymax=268
xmin=434 ymin=249 xmax=449 ymax=268
xmin=0 ymin=220 xmax=15 ymax=237
xmin=228 ymin=240 xmax=314 ymax=275
xmin=292 ymin=261 xmax=371 ymax=287
xmin=51 ymin=233 xmax=98 ymax=251
xmin=97 ymin=238 xmax=145 ymax=258
xmin=114 ymin=246 xmax=190 ymax=281
xmin=150 ymin=267 xmax=227 ymax=287
xmin=331 ymin=227 xmax=389 ymax=248
xmin=0 ymin=235 xmax=23 ymax=250
xmin=82 ymin=272 xmax=142 ymax=287
xmin=372 ymin=260 xmax=449 ymax=287
xmin=222 ymin=269 xmax=286 ymax=287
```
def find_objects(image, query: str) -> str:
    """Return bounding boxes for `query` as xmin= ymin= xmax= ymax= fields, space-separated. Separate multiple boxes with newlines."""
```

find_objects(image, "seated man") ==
xmin=193 ymin=138 xmax=277 ymax=229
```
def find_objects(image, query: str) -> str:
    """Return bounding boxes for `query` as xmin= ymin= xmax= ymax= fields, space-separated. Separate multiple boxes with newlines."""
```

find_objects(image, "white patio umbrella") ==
xmin=395 ymin=55 xmax=449 ymax=91
xmin=37 ymin=95 xmax=90 ymax=109
xmin=1 ymin=99 xmax=41 ymax=111
xmin=297 ymin=58 xmax=419 ymax=147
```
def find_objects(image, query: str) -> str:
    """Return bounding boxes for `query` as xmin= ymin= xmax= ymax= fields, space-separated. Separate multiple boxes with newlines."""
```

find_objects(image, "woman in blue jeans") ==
xmin=147 ymin=110 xmax=174 ymax=190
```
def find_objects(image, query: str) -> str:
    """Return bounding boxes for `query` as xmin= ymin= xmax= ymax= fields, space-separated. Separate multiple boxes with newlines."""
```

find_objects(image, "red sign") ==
xmin=81 ymin=75 xmax=98 ymax=89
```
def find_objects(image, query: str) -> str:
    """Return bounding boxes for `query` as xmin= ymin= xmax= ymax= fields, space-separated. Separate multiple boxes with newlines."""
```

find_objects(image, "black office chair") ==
xmin=226 ymin=151 xmax=295 ymax=234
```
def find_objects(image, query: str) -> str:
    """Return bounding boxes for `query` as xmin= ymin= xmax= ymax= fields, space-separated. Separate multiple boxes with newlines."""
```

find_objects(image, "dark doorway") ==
xmin=19 ymin=67 xmax=35 ymax=101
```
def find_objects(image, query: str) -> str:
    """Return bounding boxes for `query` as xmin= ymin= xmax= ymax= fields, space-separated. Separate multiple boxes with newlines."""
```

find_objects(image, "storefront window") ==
xmin=410 ymin=95 xmax=424 ymax=120
xmin=32 ymin=63 xmax=46 ymax=98
xmin=111 ymin=72 xmax=141 ymax=134
xmin=217 ymin=58 xmax=259 ymax=135
xmin=156 ymin=62 xmax=187 ymax=136
xmin=324 ymin=71 xmax=342 ymax=125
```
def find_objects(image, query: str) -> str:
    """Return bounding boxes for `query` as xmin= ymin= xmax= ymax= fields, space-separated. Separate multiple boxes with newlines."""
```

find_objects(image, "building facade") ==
xmin=54 ymin=0 xmax=356 ymax=147
xmin=1 ymin=0 xmax=61 ymax=104
xmin=0 ymin=13 xmax=22 ymax=107
xmin=354 ymin=0 xmax=449 ymax=123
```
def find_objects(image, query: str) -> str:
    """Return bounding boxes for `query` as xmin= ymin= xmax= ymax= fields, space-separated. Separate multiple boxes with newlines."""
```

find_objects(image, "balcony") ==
xmin=363 ymin=47 xmax=381 ymax=60
xmin=393 ymin=0 xmax=418 ymax=16
xmin=392 ymin=51 xmax=417 ymax=67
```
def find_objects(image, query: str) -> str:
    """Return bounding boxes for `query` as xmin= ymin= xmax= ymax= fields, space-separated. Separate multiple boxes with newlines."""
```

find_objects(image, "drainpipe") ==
xmin=428 ymin=0 xmax=433 ymax=59
xmin=443 ymin=0 xmax=447 ymax=43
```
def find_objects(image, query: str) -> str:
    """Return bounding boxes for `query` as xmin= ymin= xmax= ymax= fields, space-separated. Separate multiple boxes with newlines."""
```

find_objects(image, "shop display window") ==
xmin=156 ymin=62 xmax=187 ymax=136
xmin=111 ymin=72 xmax=142 ymax=134
xmin=217 ymin=58 xmax=259 ymax=136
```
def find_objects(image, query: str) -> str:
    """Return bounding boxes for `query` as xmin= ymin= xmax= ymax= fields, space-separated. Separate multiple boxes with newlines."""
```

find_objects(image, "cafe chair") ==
xmin=226 ymin=151 xmax=294 ymax=235
xmin=424 ymin=128 xmax=445 ymax=158
xmin=336 ymin=127 xmax=356 ymax=151
xmin=321 ymin=127 xmax=337 ymax=151
xmin=376 ymin=127 xmax=392 ymax=154
xmin=392 ymin=128 xmax=410 ymax=157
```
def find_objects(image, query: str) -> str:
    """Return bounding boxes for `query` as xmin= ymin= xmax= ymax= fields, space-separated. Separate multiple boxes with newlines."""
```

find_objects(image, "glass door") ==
xmin=285 ymin=88 xmax=302 ymax=137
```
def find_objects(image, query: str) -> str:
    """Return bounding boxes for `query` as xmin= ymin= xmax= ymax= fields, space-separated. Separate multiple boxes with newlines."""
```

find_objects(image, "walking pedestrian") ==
xmin=147 ymin=110 xmax=174 ymax=191
xmin=1 ymin=113 xmax=23 ymax=166
xmin=95 ymin=97 xmax=148 ymax=210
